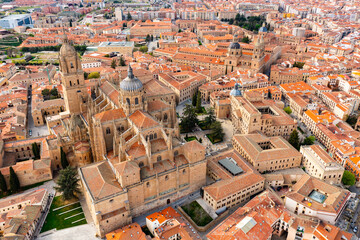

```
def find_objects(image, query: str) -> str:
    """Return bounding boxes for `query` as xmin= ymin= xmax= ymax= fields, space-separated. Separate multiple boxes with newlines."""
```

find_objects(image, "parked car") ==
xmin=353 ymin=226 xmax=358 ymax=233
xmin=29 ymin=130 xmax=32 ymax=136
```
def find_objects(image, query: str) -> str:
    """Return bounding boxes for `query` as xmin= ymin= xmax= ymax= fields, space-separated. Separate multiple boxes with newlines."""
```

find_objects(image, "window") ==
xmin=174 ymin=150 xmax=179 ymax=156
xmin=146 ymin=182 xmax=150 ymax=187
xmin=157 ymin=156 xmax=162 ymax=162
xmin=77 ymin=79 xmax=79 ymax=85
xmin=70 ymin=62 xmax=74 ymax=68
xmin=154 ymin=133 xmax=157 ymax=139
xmin=135 ymin=97 xmax=139 ymax=105
xmin=164 ymin=113 xmax=168 ymax=121
xmin=106 ymin=127 xmax=111 ymax=134
xmin=126 ymin=98 xmax=130 ymax=105
xmin=165 ymin=175 xmax=169 ymax=181
xmin=70 ymin=81 xmax=72 ymax=86
xmin=139 ymin=162 xmax=144 ymax=168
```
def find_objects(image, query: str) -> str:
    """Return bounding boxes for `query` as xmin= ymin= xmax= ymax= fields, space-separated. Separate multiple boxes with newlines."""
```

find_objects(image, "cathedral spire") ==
xmin=127 ymin=64 xmax=134 ymax=79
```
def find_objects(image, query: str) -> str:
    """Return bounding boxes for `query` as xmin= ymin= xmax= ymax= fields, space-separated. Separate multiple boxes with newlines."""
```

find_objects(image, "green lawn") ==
xmin=206 ymin=134 xmax=223 ymax=144
xmin=182 ymin=201 xmax=213 ymax=226
xmin=184 ymin=136 xmax=198 ymax=142
xmin=41 ymin=196 xmax=87 ymax=233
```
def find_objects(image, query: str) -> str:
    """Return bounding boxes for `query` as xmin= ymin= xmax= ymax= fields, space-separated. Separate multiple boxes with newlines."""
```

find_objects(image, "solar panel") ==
xmin=218 ymin=157 xmax=244 ymax=176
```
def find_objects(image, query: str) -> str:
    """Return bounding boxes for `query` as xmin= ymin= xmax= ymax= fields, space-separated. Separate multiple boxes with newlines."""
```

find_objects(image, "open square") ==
xmin=41 ymin=196 xmax=87 ymax=233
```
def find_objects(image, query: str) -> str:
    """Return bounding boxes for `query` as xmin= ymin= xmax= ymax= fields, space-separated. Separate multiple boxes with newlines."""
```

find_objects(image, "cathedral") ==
xmin=224 ymin=35 xmax=266 ymax=73
xmin=49 ymin=37 xmax=207 ymax=237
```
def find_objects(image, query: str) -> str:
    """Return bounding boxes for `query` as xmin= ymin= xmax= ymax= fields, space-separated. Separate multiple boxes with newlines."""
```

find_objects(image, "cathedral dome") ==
xmin=120 ymin=65 xmax=143 ymax=92
xmin=229 ymin=42 xmax=241 ymax=49
xmin=259 ymin=23 xmax=267 ymax=33
xmin=60 ymin=41 xmax=77 ymax=57
xmin=230 ymin=83 xmax=242 ymax=96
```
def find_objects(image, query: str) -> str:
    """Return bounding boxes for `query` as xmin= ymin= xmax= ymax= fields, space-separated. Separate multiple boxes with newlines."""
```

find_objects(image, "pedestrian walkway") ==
xmin=53 ymin=201 xmax=79 ymax=211
xmin=36 ymin=223 xmax=97 ymax=240
xmin=196 ymin=198 xmax=218 ymax=219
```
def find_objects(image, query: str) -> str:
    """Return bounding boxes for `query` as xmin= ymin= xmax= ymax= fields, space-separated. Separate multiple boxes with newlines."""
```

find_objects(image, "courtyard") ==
xmin=41 ymin=196 xmax=87 ymax=233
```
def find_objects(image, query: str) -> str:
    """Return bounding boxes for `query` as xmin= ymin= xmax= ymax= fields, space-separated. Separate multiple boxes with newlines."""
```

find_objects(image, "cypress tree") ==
xmin=60 ymin=147 xmax=69 ymax=169
xmin=192 ymin=90 xmax=197 ymax=106
xmin=9 ymin=167 xmax=20 ymax=193
xmin=196 ymin=91 xmax=202 ymax=113
xmin=0 ymin=171 xmax=7 ymax=193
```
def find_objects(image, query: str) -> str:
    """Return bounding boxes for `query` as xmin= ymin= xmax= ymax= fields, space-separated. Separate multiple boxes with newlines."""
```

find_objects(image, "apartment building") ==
xmin=204 ymin=150 xmax=265 ymax=211
xmin=300 ymin=145 xmax=344 ymax=185
xmin=284 ymin=175 xmax=350 ymax=224
xmin=232 ymin=133 xmax=302 ymax=173
xmin=97 ymin=41 xmax=134 ymax=56
xmin=231 ymin=92 xmax=297 ymax=139
xmin=158 ymin=71 xmax=207 ymax=103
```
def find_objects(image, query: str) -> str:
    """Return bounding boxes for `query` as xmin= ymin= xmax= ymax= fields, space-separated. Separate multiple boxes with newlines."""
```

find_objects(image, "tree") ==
xmin=267 ymin=89 xmax=272 ymax=99
xmin=119 ymin=56 xmax=126 ymax=66
xmin=192 ymin=91 xmax=197 ymax=106
xmin=204 ymin=107 xmax=216 ymax=127
xmin=139 ymin=46 xmax=148 ymax=53
xmin=199 ymin=138 xmax=202 ymax=143
xmin=196 ymin=91 xmax=202 ymax=113
xmin=211 ymin=121 xmax=225 ymax=141
xmin=41 ymin=89 xmax=50 ymax=97
xmin=342 ymin=170 xmax=356 ymax=186
xmin=60 ymin=147 xmax=69 ymax=169
xmin=241 ymin=36 xmax=250 ymax=43
xmin=178 ymin=29 xmax=182 ymax=33
xmin=229 ymin=19 xmax=234 ymax=25
xmin=284 ymin=106 xmax=292 ymax=114
xmin=0 ymin=171 xmax=7 ymax=193
xmin=181 ymin=104 xmax=199 ymax=132
xmin=84 ymin=72 xmax=89 ymax=79
xmin=302 ymin=136 xmax=315 ymax=145
xmin=235 ymin=13 xmax=241 ymax=22
xmin=288 ymin=130 xmax=300 ymax=150
xmin=88 ymin=72 xmax=100 ymax=79
xmin=150 ymin=35 xmax=154 ymax=41
xmin=293 ymin=62 xmax=305 ymax=69
xmin=32 ymin=143 xmax=40 ymax=160
xmin=54 ymin=166 xmax=81 ymax=200
xmin=127 ymin=12 xmax=132 ymax=20
xmin=145 ymin=34 xmax=151 ymax=42
xmin=6 ymin=47 xmax=13 ymax=58
xmin=9 ymin=167 xmax=20 ymax=193
xmin=111 ymin=59 xmax=117 ymax=69
xmin=50 ymin=88 xmax=58 ymax=97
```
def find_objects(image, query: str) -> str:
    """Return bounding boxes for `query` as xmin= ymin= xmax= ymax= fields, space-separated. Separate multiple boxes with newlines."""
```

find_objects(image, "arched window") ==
xmin=165 ymin=175 xmax=169 ymax=181
xmin=146 ymin=182 xmax=150 ymax=187
xmin=135 ymin=97 xmax=139 ymax=105
xmin=157 ymin=156 xmax=161 ymax=162
xmin=126 ymin=98 xmax=130 ymax=105
xmin=150 ymin=134 xmax=153 ymax=140
xmin=69 ymin=81 xmax=72 ymax=86
xmin=106 ymin=127 xmax=111 ymax=134
xmin=164 ymin=113 xmax=168 ymax=121
xmin=70 ymin=62 xmax=74 ymax=68
xmin=139 ymin=162 xmax=144 ymax=168
xmin=183 ymin=169 xmax=186 ymax=174
xmin=154 ymin=133 xmax=157 ymax=139
xmin=174 ymin=150 xmax=179 ymax=156
xmin=77 ymin=79 xmax=79 ymax=85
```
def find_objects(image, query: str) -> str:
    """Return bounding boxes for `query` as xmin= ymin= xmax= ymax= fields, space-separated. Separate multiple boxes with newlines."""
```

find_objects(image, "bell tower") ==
xmin=59 ymin=36 xmax=87 ymax=114
xmin=252 ymin=35 xmax=265 ymax=70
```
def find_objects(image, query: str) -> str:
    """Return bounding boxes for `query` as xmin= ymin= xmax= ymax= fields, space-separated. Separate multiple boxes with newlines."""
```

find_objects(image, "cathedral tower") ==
xmin=119 ymin=65 xmax=144 ymax=116
xmin=59 ymin=36 xmax=87 ymax=114
xmin=252 ymin=35 xmax=265 ymax=70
